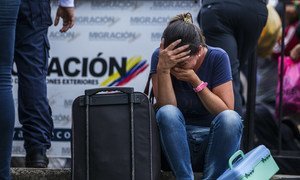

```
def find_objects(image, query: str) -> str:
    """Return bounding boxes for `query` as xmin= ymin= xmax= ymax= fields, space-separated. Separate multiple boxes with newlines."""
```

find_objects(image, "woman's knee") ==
xmin=214 ymin=110 xmax=243 ymax=132
xmin=156 ymin=105 xmax=185 ymax=128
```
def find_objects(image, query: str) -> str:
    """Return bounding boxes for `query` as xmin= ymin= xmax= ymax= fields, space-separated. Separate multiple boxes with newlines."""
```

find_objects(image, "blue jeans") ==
xmin=15 ymin=0 xmax=53 ymax=153
xmin=0 ymin=0 xmax=20 ymax=179
xmin=156 ymin=105 xmax=243 ymax=180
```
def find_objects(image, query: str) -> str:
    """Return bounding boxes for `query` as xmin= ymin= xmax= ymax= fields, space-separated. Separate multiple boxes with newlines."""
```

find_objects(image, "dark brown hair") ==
xmin=162 ymin=12 xmax=206 ymax=55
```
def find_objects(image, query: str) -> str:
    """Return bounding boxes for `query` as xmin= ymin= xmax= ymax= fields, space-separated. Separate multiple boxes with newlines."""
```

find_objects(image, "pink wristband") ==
xmin=193 ymin=81 xmax=208 ymax=93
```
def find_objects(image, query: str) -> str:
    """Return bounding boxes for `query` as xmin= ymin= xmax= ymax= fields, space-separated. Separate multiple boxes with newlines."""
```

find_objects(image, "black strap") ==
xmin=129 ymin=94 xmax=135 ymax=180
xmin=143 ymin=74 xmax=155 ymax=104
xmin=85 ymin=95 xmax=90 ymax=180
xmin=143 ymin=74 xmax=152 ymax=96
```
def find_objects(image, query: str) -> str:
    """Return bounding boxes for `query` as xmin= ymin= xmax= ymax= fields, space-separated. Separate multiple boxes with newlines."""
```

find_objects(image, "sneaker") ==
xmin=25 ymin=148 xmax=49 ymax=168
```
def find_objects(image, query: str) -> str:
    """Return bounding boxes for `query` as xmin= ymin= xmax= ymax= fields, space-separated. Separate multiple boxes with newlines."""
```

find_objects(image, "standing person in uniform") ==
xmin=151 ymin=13 xmax=243 ymax=180
xmin=0 ymin=0 xmax=21 ymax=179
xmin=197 ymin=0 xmax=268 ymax=115
xmin=15 ymin=0 xmax=75 ymax=168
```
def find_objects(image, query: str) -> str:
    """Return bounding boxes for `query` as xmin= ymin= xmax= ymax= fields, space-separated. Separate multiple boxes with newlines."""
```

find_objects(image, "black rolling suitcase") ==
xmin=71 ymin=87 xmax=161 ymax=180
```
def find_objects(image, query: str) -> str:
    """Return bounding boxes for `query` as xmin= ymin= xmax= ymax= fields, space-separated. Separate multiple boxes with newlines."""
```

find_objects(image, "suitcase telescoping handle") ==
xmin=228 ymin=150 xmax=245 ymax=169
xmin=84 ymin=86 xmax=135 ymax=180
xmin=85 ymin=87 xmax=134 ymax=96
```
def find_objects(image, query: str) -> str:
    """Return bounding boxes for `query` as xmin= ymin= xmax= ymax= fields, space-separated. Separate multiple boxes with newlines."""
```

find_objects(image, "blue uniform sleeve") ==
xmin=150 ymin=48 xmax=159 ymax=75
xmin=211 ymin=52 xmax=232 ymax=88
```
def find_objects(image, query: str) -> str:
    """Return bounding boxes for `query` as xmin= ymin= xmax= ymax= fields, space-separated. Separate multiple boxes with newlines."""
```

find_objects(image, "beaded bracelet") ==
xmin=193 ymin=81 xmax=208 ymax=93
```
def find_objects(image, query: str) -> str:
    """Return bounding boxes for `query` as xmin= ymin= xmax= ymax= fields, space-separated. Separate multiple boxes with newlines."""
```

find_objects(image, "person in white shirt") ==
xmin=13 ymin=0 xmax=75 ymax=168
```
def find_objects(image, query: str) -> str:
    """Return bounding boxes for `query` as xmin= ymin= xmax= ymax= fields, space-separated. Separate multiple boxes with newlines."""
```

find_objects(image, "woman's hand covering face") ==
xmin=157 ymin=39 xmax=191 ymax=72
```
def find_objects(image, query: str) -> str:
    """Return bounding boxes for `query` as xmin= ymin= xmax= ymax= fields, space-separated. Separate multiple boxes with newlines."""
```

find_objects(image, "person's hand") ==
xmin=157 ymin=39 xmax=190 ymax=73
xmin=54 ymin=6 xmax=75 ymax=33
xmin=171 ymin=67 xmax=200 ymax=86
xmin=290 ymin=44 xmax=300 ymax=62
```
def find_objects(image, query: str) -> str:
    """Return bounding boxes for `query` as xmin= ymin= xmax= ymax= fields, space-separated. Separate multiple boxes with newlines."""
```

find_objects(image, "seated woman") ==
xmin=150 ymin=13 xmax=243 ymax=180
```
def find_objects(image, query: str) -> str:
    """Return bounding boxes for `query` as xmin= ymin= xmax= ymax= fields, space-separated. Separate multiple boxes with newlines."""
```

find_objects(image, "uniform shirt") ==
xmin=59 ymin=0 xmax=74 ymax=7
xmin=150 ymin=46 xmax=232 ymax=126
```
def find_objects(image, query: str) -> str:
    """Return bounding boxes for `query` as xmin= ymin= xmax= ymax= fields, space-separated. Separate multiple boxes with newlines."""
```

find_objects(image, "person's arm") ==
xmin=54 ymin=0 xmax=75 ymax=32
xmin=152 ymin=39 xmax=190 ymax=107
xmin=152 ymin=69 xmax=176 ymax=106
xmin=196 ymin=81 xmax=234 ymax=115
xmin=171 ymin=67 xmax=234 ymax=115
